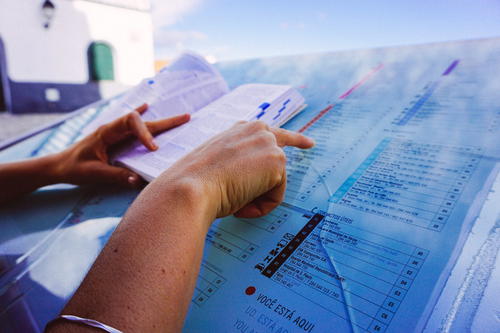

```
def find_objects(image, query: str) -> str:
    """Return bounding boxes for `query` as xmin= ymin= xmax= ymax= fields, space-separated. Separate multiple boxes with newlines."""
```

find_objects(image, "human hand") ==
xmin=158 ymin=121 xmax=314 ymax=221
xmin=55 ymin=104 xmax=190 ymax=188
xmin=54 ymin=121 xmax=312 ymax=332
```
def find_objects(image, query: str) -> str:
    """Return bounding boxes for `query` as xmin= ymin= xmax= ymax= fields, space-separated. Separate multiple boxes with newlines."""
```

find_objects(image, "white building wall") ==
xmin=0 ymin=0 xmax=154 ymax=85
xmin=73 ymin=0 xmax=155 ymax=85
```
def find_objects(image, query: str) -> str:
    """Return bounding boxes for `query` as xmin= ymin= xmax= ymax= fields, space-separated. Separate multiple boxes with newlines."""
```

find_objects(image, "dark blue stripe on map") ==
xmin=442 ymin=59 xmax=460 ymax=76
xmin=396 ymin=81 xmax=439 ymax=126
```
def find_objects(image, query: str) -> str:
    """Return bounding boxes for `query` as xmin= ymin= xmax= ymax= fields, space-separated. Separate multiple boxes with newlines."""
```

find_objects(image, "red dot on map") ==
xmin=245 ymin=286 xmax=256 ymax=295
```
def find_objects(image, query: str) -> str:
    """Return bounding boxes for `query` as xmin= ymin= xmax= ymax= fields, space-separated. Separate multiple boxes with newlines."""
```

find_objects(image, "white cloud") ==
xmin=151 ymin=0 xmax=206 ymax=59
xmin=150 ymin=0 xmax=234 ymax=61
xmin=154 ymin=29 xmax=208 ymax=58
xmin=150 ymin=0 xmax=203 ymax=28
xmin=155 ymin=29 xmax=207 ymax=45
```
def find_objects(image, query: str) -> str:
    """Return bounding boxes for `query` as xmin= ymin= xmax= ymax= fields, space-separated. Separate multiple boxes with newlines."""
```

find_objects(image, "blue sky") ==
xmin=151 ymin=0 xmax=500 ymax=62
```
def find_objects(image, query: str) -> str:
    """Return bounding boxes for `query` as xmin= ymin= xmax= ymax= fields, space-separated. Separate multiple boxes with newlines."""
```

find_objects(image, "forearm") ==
xmin=0 ymin=153 xmax=63 ymax=204
xmin=44 ymin=121 xmax=313 ymax=332
xmin=50 ymin=176 xmax=214 ymax=332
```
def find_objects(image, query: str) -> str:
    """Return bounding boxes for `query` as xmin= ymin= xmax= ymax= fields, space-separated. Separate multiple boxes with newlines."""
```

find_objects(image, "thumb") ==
xmin=91 ymin=164 xmax=143 ymax=188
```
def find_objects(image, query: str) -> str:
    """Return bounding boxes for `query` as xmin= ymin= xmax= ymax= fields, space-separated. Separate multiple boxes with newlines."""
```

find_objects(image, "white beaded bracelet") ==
xmin=47 ymin=314 xmax=123 ymax=333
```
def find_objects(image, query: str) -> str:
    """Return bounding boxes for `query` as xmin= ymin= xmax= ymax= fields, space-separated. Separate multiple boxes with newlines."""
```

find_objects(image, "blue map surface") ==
xmin=1 ymin=38 xmax=500 ymax=332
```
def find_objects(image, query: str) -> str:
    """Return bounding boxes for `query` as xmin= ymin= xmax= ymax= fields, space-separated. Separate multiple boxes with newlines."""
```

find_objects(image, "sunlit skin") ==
xmin=0 ymin=104 xmax=190 ymax=204
xmin=0 ymin=106 xmax=314 ymax=332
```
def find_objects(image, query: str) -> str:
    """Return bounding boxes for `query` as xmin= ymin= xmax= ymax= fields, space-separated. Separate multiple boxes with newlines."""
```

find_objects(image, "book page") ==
xmin=116 ymin=84 xmax=304 ymax=180
xmin=82 ymin=53 xmax=229 ymax=135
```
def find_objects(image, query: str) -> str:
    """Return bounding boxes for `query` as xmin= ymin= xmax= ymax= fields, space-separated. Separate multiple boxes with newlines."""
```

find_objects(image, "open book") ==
xmin=85 ymin=53 xmax=306 ymax=181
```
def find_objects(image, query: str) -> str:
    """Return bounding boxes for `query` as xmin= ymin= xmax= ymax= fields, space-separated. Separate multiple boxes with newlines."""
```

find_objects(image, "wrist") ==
xmin=44 ymin=152 xmax=68 ymax=184
xmin=34 ymin=153 xmax=66 ymax=186
xmin=149 ymin=174 xmax=217 ymax=229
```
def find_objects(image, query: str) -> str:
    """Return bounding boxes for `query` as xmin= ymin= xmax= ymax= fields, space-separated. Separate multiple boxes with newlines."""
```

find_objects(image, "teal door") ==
xmin=88 ymin=42 xmax=115 ymax=81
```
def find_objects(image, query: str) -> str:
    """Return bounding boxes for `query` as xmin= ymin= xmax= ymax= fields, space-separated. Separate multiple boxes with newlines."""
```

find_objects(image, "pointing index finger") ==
xmin=135 ymin=103 xmax=148 ymax=115
xmin=146 ymin=113 xmax=191 ymax=136
xmin=270 ymin=128 xmax=315 ymax=149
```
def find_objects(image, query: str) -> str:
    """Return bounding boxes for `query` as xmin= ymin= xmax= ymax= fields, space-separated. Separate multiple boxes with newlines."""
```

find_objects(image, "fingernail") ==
xmin=307 ymin=137 xmax=315 ymax=146
xmin=152 ymin=142 xmax=159 ymax=150
xmin=128 ymin=175 xmax=137 ymax=185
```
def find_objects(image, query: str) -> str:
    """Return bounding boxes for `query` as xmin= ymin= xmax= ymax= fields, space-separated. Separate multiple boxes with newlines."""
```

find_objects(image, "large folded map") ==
xmin=1 ymin=38 xmax=499 ymax=332
xmin=182 ymin=39 xmax=500 ymax=332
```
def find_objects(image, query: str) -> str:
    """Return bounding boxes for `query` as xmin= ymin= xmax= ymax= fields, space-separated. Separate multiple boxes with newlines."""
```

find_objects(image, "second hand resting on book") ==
xmin=0 ymin=104 xmax=190 ymax=204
